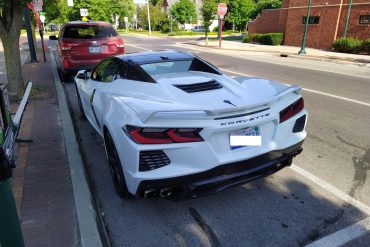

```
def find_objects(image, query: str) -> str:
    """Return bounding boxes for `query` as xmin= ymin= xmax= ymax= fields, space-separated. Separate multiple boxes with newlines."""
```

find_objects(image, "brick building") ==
xmin=248 ymin=0 xmax=370 ymax=50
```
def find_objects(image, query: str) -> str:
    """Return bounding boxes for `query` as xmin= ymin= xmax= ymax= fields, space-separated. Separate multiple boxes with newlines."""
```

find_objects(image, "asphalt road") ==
xmin=57 ymin=36 xmax=370 ymax=247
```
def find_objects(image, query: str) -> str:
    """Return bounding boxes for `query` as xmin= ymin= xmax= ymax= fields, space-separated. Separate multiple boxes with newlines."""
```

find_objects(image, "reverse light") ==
xmin=115 ymin=44 xmax=124 ymax=48
xmin=279 ymin=98 xmax=304 ymax=123
xmin=125 ymin=126 xmax=203 ymax=144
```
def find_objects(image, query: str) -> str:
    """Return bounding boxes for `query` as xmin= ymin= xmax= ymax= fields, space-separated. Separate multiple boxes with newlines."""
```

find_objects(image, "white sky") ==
xmin=134 ymin=0 xmax=147 ymax=3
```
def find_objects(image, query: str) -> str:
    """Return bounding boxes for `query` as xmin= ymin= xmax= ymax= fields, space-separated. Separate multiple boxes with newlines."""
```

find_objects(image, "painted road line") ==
xmin=290 ymin=164 xmax=370 ymax=215
xmin=126 ymin=44 xmax=152 ymax=51
xmin=303 ymin=88 xmax=370 ymax=107
xmin=306 ymin=217 xmax=370 ymax=247
xmin=220 ymin=68 xmax=370 ymax=107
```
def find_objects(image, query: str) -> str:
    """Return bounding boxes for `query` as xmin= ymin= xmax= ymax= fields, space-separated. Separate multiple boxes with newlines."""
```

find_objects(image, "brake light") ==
xmin=279 ymin=98 xmax=304 ymax=123
xmin=60 ymin=43 xmax=72 ymax=51
xmin=126 ymin=126 xmax=203 ymax=144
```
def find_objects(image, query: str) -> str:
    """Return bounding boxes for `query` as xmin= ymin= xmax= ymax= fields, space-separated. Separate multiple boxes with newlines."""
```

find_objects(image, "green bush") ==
xmin=361 ymin=39 xmax=370 ymax=54
xmin=332 ymin=37 xmax=363 ymax=54
xmin=242 ymin=33 xmax=283 ymax=46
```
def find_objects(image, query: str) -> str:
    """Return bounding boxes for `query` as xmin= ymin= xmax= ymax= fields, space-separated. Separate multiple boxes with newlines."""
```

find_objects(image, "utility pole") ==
xmin=343 ymin=0 xmax=353 ymax=37
xmin=23 ymin=7 xmax=37 ymax=62
xmin=298 ymin=0 xmax=312 ymax=55
xmin=146 ymin=0 xmax=152 ymax=35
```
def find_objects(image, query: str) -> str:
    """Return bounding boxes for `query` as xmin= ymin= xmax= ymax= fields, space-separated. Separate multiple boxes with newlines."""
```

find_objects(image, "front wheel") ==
xmin=104 ymin=131 xmax=131 ymax=198
xmin=75 ymin=85 xmax=86 ymax=120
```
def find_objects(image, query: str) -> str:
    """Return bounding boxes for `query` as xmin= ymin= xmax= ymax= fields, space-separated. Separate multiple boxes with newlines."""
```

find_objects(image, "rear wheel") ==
xmin=104 ymin=131 xmax=131 ymax=198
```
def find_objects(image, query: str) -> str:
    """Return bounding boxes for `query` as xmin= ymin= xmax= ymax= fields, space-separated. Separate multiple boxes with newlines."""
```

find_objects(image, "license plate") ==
xmin=230 ymin=126 xmax=261 ymax=150
xmin=89 ymin=45 xmax=101 ymax=53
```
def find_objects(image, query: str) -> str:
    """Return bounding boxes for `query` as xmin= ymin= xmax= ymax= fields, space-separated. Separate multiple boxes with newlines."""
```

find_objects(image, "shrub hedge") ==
xmin=242 ymin=33 xmax=283 ymax=46
xmin=332 ymin=37 xmax=370 ymax=55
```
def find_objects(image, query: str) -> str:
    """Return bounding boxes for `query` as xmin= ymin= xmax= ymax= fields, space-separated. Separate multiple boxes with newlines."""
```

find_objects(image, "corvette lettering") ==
xmin=220 ymin=113 xmax=270 ymax=126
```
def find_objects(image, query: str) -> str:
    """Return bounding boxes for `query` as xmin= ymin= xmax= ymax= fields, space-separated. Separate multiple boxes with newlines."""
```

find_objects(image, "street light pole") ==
xmin=146 ymin=0 xmax=152 ymax=35
xmin=298 ymin=0 xmax=312 ymax=55
xmin=343 ymin=0 xmax=353 ymax=37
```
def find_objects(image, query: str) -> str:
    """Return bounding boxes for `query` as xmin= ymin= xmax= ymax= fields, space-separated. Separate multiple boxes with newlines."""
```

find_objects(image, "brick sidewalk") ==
xmin=12 ymin=52 xmax=80 ymax=247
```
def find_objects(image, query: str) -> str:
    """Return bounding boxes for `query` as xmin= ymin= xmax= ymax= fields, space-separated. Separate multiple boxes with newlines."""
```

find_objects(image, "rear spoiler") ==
xmin=136 ymin=85 xmax=302 ymax=123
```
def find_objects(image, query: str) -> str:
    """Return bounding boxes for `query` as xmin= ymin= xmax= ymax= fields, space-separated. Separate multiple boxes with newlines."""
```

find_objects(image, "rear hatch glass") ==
xmin=62 ymin=25 xmax=117 ymax=39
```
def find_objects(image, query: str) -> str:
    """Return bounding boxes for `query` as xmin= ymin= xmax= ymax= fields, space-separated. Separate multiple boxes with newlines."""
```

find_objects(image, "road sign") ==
xmin=39 ymin=14 xmax=46 ymax=23
xmin=217 ymin=3 xmax=227 ymax=19
xmin=67 ymin=0 xmax=74 ymax=6
xmin=31 ymin=0 xmax=43 ymax=12
xmin=80 ymin=8 xmax=88 ymax=17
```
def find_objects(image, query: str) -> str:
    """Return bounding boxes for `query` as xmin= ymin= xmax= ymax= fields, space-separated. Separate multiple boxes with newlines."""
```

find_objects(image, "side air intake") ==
xmin=173 ymin=80 xmax=223 ymax=93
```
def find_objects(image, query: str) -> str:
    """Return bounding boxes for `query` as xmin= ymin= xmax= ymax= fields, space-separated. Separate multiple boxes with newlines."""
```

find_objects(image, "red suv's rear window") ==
xmin=62 ymin=25 xmax=117 ymax=39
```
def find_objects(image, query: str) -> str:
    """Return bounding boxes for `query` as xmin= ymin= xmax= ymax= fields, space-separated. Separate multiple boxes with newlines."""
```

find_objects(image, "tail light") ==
xmin=115 ymin=44 xmax=124 ymax=48
xmin=279 ymin=98 xmax=304 ymax=123
xmin=60 ymin=43 xmax=72 ymax=51
xmin=126 ymin=126 xmax=203 ymax=144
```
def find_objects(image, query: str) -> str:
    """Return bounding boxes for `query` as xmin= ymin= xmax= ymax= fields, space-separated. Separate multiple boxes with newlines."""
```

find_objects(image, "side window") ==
xmin=120 ymin=62 xmax=155 ymax=83
xmin=91 ymin=59 xmax=119 ymax=82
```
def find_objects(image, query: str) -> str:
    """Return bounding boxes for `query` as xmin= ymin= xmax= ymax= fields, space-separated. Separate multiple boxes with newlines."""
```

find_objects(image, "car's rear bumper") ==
xmin=136 ymin=140 xmax=304 ymax=198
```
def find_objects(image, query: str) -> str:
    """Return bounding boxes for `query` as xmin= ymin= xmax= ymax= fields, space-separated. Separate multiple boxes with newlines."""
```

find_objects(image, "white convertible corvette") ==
xmin=74 ymin=51 xmax=307 ymax=198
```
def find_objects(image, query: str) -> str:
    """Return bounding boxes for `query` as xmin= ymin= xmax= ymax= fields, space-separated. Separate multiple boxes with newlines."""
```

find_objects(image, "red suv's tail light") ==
xmin=126 ymin=126 xmax=203 ymax=144
xmin=279 ymin=98 xmax=304 ymax=123
xmin=60 ymin=43 xmax=72 ymax=51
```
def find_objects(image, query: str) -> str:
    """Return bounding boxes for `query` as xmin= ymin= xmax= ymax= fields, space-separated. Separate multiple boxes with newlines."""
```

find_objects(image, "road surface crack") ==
xmin=189 ymin=207 xmax=221 ymax=247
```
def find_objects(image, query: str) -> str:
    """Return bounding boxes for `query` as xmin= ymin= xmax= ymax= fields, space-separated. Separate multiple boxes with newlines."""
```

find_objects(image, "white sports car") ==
xmin=74 ymin=51 xmax=307 ymax=198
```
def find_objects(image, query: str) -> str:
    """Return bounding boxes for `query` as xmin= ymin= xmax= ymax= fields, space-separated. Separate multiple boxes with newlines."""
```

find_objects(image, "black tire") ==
xmin=104 ymin=131 xmax=131 ymax=198
xmin=75 ymin=85 xmax=86 ymax=120
xmin=58 ymin=68 xmax=70 ymax=82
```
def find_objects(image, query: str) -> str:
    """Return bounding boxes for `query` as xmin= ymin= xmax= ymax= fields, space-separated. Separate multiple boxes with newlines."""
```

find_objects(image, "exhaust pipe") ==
xmin=144 ymin=189 xmax=159 ymax=198
xmin=159 ymin=188 xmax=173 ymax=198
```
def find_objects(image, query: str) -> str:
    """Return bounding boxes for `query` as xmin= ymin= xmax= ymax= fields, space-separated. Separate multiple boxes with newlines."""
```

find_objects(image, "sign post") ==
xmin=217 ymin=3 xmax=227 ymax=48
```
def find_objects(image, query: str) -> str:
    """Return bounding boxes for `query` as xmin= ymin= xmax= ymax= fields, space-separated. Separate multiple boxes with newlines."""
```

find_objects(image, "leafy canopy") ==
xmin=170 ymin=0 xmax=197 ymax=24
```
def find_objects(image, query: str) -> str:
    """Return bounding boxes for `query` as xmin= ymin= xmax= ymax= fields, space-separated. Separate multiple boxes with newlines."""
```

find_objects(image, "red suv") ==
xmin=50 ymin=21 xmax=124 ymax=81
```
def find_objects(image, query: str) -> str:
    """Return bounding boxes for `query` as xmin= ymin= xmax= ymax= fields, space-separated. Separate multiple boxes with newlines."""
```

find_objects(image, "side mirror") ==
xmin=49 ymin=35 xmax=58 ymax=40
xmin=76 ymin=70 xmax=89 ymax=80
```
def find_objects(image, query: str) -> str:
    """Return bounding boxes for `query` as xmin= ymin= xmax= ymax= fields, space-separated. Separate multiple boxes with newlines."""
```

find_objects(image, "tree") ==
xmin=201 ymin=0 xmax=217 ymax=45
xmin=0 ymin=0 xmax=27 ymax=96
xmin=170 ymin=0 xmax=196 ymax=25
xmin=226 ymin=0 xmax=255 ymax=31
xmin=249 ymin=0 xmax=281 ymax=20
xmin=137 ymin=3 xmax=166 ymax=31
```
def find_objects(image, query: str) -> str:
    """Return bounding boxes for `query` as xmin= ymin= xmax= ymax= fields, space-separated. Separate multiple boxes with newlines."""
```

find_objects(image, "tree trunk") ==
xmin=1 ymin=32 xmax=24 ymax=96
xmin=0 ymin=2 xmax=24 ymax=97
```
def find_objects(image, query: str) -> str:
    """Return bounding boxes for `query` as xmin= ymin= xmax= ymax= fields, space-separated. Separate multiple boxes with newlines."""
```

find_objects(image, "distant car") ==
xmin=49 ymin=21 xmax=125 ymax=81
xmin=74 ymin=50 xmax=307 ymax=199
xmin=191 ymin=25 xmax=206 ymax=32
xmin=48 ymin=24 xmax=59 ymax=32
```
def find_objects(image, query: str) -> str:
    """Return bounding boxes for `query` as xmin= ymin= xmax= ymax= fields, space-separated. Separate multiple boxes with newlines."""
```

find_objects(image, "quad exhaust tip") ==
xmin=144 ymin=188 xmax=174 ymax=198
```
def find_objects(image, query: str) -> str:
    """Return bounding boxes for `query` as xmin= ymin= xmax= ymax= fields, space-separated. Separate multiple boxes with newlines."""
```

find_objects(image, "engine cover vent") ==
xmin=173 ymin=80 xmax=223 ymax=93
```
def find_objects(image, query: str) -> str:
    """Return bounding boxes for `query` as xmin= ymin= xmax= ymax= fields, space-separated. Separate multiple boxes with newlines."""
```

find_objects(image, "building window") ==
xmin=359 ymin=15 xmax=370 ymax=24
xmin=302 ymin=16 xmax=320 ymax=24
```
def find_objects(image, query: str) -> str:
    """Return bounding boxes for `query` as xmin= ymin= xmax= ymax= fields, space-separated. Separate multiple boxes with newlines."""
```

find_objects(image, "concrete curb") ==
xmin=189 ymin=41 xmax=370 ymax=64
xmin=50 ymin=51 xmax=103 ymax=247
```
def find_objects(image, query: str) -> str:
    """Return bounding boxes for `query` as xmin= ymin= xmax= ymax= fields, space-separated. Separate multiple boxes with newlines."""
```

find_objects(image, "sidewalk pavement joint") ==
xmin=50 ymin=51 xmax=103 ymax=247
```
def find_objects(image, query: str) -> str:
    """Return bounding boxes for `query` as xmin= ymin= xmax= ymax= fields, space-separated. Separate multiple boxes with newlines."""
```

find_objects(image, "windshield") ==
xmin=62 ymin=25 xmax=117 ymax=39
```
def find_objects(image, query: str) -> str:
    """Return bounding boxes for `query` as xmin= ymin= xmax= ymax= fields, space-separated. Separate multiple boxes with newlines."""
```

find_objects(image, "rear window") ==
xmin=62 ymin=25 xmax=117 ymax=39
xmin=140 ymin=60 xmax=193 ymax=76
xmin=139 ymin=58 xmax=221 ymax=77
